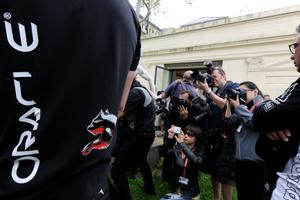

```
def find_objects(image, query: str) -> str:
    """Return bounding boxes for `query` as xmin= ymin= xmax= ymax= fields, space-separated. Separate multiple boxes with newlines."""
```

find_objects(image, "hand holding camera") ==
xmin=226 ymin=88 xmax=247 ymax=105
xmin=194 ymin=76 xmax=212 ymax=95
xmin=173 ymin=126 xmax=181 ymax=135
xmin=173 ymin=126 xmax=185 ymax=143
xmin=227 ymin=94 xmax=240 ymax=108
xmin=173 ymin=126 xmax=184 ymax=143
xmin=167 ymin=125 xmax=183 ymax=139
xmin=191 ymin=68 xmax=214 ymax=87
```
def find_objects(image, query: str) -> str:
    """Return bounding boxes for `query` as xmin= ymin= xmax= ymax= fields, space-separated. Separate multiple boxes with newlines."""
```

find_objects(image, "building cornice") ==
xmin=142 ymin=34 xmax=294 ymax=57
xmin=142 ymin=5 xmax=300 ymax=39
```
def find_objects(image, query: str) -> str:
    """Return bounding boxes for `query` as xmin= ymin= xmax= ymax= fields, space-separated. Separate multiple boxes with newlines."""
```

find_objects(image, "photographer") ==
xmin=159 ymin=70 xmax=199 ymax=182
xmin=196 ymin=67 xmax=239 ymax=200
xmin=172 ymin=91 xmax=204 ymax=127
xmin=155 ymin=93 xmax=169 ymax=135
xmin=225 ymin=81 xmax=266 ymax=200
xmin=162 ymin=90 xmax=202 ymax=181
xmin=192 ymin=93 xmax=212 ymax=131
xmin=158 ymin=71 xmax=200 ymax=135
xmin=159 ymin=70 xmax=199 ymax=100
xmin=161 ymin=124 xmax=204 ymax=200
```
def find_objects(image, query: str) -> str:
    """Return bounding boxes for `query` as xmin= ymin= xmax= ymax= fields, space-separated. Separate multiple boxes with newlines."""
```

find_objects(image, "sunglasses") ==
xmin=184 ymin=130 xmax=195 ymax=137
xmin=289 ymin=42 xmax=299 ymax=54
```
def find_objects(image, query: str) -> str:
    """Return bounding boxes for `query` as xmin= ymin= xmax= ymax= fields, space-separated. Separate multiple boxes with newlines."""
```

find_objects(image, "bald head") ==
xmin=183 ymin=70 xmax=193 ymax=82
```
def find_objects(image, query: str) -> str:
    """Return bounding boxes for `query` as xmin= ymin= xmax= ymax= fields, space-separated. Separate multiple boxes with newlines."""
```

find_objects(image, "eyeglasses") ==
xmin=184 ymin=130 xmax=195 ymax=137
xmin=289 ymin=42 xmax=299 ymax=54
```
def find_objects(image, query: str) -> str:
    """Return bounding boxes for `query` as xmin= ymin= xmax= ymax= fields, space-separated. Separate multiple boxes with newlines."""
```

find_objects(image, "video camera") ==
xmin=191 ymin=60 xmax=214 ymax=86
xmin=226 ymin=88 xmax=247 ymax=104
xmin=191 ymin=70 xmax=213 ymax=87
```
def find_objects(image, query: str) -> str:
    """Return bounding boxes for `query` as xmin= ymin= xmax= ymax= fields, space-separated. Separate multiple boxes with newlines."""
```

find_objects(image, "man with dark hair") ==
xmin=252 ymin=24 xmax=300 ymax=199
xmin=0 ymin=1 xmax=140 ymax=199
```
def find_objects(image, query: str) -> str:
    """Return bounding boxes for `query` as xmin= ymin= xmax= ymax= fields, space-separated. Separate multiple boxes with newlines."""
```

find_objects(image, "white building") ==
xmin=139 ymin=5 xmax=300 ymax=98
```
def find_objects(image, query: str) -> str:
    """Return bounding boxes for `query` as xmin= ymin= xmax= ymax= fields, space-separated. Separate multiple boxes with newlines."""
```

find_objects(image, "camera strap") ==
xmin=221 ymin=106 xmax=227 ymax=139
xmin=216 ymin=82 xmax=230 ymax=97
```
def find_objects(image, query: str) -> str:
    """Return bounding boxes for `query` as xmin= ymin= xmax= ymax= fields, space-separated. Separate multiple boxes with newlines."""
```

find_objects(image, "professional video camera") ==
xmin=203 ymin=60 xmax=214 ymax=74
xmin=191 ymin=60 xmax=214 ymax=86
xmin=191 ymin=70 xmax=213 ymax=86
xmin=226 ymin=88 xmax=247 ymax=104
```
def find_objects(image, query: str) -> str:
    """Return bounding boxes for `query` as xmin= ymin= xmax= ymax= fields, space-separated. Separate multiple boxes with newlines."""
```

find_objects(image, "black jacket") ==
xmin=0 ymin=1 xmax=140 ymax=199
xmin=252 ymin=77 xmax=300 ymax=162
xmin=123 ymin=80 xmax=155 ymax=134
xmin=252 ymin=77 xmax=300 ymax=192
xmin=165 ymin=138 xmax=204 ymax=198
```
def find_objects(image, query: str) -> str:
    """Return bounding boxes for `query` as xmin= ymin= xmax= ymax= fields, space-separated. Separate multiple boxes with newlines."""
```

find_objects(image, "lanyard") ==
xmin=181 ymin=151 xmax=188 ymax=177
xmin=180 ymin=146 xmax=195 ymax=177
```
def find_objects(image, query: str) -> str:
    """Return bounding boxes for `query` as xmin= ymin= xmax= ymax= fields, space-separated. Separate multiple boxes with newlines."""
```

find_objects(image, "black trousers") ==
xmin=111 ymin=133 xmax=155 ymax=200
xmin=161 ymin=137 xmax=173 ymax=182
xmin=236 ymin=160 xmax=266 ymax=200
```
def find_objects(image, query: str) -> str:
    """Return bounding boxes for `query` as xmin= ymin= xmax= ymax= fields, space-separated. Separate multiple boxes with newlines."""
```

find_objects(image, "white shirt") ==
xmin=271 ymin=144 xmax=300 ymax=200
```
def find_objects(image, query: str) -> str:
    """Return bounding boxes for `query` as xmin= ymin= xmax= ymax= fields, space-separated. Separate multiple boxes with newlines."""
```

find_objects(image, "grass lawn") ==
xmin=130 ymin=169 xmax=237 ymax=200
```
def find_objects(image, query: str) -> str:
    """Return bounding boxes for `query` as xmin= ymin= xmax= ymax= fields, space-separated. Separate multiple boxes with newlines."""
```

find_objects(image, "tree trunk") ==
xmin=135 ymin=0 xmax=143 ymax=18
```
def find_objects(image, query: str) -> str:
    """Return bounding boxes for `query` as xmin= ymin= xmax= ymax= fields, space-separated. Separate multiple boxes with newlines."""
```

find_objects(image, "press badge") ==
xmin=178 ymin=176 xmax=189 ymax=185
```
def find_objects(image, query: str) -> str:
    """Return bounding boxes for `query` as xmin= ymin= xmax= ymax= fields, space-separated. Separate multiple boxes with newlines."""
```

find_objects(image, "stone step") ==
xmin=148 ymin=135 xmax=164 ymax=168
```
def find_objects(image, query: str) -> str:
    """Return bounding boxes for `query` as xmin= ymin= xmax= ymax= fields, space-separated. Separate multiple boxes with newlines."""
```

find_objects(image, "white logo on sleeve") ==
xmin=276 ymin=82 xmax=298 ymax=103
xmin=263 ymin=101 xmax=275 ymax=112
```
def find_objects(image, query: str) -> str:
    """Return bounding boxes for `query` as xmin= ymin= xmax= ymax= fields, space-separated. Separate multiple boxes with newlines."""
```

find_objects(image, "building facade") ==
xmin=139 ymin=5 xmax=300 ymax=98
